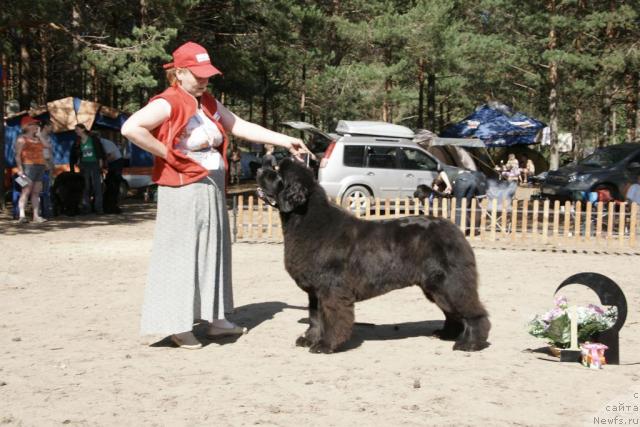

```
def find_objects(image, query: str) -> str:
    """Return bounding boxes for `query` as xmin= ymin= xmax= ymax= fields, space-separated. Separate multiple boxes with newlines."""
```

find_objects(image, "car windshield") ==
xmin=580 ymin=146 xmax=637 ymax=167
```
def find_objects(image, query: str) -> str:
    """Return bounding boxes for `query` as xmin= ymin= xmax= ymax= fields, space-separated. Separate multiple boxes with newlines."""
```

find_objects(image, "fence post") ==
xmin=619 ymin=202 xmax=626 ymax=248
xmin=532 ymin=199 xmax=539 ymax=242
xmin=480 ymin=198 xmax=487 ymax=240
xmin=459 ymin=198 xmax=466 ymax=233
xmin=500 ymin=197 xmax=508 ymax=238
xmin=511 ymin=199 xmax=518 ymax=242
xmin=232 ymin=195 xmax=238 ymax=243
xmin=450 ymin=197 xmax=457 ymax=226
xmin=542 ymin=199 xmax=550 ymax=243
xmin=248 ymin=196 xmax=255 ymax=239
xmin=442 ymin=198 xmax=448 ymax=221
xmin=414 ymin=198 xmax=420 ymax=216
xmin=469 ymin=198 xmax=477 ymax=238
xmin=563 ymin=200 xmax=571 ymax=239
xmin=584 ymin=202 xmax=592 ymax=242
xmin=490 ymin=198 xmax=498 ymax=241
xmin=574 ymin=201 xmax=582 ymax=243
xmin=257 ymin=198 xmax=264 ymax=239
xmin=630 ymin=203 xmax=638 ymax=247
xmin=433 ymin=198 xmax=439 ymax=218
xmin=607 ymin=201 xmax=615 ymax=244
xmin=366 ymin=197 xmax=371 ymax=219
xmin=596 ymin=201 xmax=604 ymax=242
xmin=552 ymin=200 xmax=560 ymax=243
xmin=521 ymin=199 xmax=529 ymax=242
xmin=375 ymin=197 xmax=381 ymax=218
xmin=237 ymin=195 xmax=244 ymax=240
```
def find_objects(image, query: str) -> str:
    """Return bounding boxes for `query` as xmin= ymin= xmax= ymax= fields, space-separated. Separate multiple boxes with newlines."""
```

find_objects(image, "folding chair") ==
xmin=483 ymin=179 xmax=518 ymax=233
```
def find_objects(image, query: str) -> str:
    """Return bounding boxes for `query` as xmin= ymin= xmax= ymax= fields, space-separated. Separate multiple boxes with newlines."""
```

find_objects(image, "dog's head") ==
xmin=256 ymin=157 xmax=315 ymax=213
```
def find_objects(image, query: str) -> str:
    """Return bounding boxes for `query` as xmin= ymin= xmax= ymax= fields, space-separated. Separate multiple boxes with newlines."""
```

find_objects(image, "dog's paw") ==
xmin=452 ymin=340 xmax=490 ymax=352
xmin=295 ymin=335 xmax=311 ymax=347
xmin=309 ymin=342 xmax=334 ymax=354
xmin=433 ymin=328 xmax=462 ymax=341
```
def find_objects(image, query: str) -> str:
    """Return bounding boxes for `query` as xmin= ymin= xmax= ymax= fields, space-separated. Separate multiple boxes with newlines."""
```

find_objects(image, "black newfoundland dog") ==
xmin=256 ymin=158 xmax=490 ymax=353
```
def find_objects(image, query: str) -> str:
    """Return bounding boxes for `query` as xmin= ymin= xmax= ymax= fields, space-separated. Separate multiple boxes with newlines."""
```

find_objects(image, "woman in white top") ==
xmin=122 ymin=41 xmax=313 ymax=349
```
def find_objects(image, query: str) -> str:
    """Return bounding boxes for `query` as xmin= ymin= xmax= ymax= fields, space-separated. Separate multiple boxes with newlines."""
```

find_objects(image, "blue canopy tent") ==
xmin=440 ymin=103 xmax=546 ymax=147
xmin=4 ymin=98 xmax=152 ymax=169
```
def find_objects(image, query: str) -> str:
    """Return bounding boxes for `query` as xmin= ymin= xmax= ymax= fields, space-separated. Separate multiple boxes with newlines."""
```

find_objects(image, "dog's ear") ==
xmin=277 ymin=179 xmax=309 ymax=213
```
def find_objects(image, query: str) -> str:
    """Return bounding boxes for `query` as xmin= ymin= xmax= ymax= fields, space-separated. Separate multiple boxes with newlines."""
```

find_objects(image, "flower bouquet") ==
xmin=528 ymin=296 xmax=617 ymax=350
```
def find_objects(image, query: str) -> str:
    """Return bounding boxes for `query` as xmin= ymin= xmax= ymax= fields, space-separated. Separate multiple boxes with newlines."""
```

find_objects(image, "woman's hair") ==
xmin=165 ymin=67 xmax=178 ymax=86
xmin=39 ymin=120 xmax=52 ymax=130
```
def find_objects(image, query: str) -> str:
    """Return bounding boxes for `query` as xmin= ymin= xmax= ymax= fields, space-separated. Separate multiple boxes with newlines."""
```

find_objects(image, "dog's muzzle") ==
xmin=256 ymin=187 xmax=278 ymax=207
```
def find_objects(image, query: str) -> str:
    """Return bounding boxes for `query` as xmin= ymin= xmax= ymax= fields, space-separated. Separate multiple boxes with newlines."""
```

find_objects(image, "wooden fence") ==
xmin=231 ymin=195 xmax=640 ymax=249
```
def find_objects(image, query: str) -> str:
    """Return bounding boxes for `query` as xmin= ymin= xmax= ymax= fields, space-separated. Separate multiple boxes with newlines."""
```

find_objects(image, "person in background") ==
xmin=37 ymin=120 xmax=55 ymax=218
xmin=261 ymin=144 xmax=278 ymax=169
xmin=100 ymin=136 xmax=125 ymax=214
xmin=520 ymin=155 xmax=535 ymax=184
xmin=229 ymin=144 xmax=242 ymax=185
xmin=14 ymin=116 xmax=50 ymax=223
xmin=71 ymin=124 xmax=105 ymax=214
xmin=121 ymin=41 xmax=313 ymax=349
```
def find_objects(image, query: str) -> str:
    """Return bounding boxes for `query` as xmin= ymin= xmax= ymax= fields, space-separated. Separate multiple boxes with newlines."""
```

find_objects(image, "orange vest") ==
xmin=20 ymin=137 xmax=46 ymax=165
xmin=149 ymin=85 xmax=229 ymax=187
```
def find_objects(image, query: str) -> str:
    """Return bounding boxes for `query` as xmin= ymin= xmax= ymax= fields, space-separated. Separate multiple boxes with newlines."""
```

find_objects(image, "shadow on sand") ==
xmin=150 ymin=301 xmax=306 ymax=348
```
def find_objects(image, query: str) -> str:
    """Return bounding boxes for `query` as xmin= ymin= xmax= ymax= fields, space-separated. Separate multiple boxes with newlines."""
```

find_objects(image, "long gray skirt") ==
xmin=140 ymin=169 xmax=233 ymax=335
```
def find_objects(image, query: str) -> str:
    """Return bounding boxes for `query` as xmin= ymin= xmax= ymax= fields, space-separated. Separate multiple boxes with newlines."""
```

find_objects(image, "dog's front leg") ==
xmin=309 ymin=291 xmax=354 ymax=354
xmin=296 ymin=292 xmax=322 ymax=347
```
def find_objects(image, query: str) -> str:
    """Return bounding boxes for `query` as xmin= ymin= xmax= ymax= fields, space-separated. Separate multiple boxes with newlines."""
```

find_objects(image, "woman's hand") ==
xmin=287 ymin=138 xmax=316 ymax=161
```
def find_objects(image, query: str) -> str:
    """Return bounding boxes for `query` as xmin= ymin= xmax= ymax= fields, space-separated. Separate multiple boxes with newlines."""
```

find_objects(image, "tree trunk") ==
xmin=19 ymin=40 xmax=31 ymax=110
xmin=39 ymin=28 xmax=48 ymax=105
xmin=438 ymin=101 xmax=444 ymax=133
xmin=300 ymin=63 xmax=306 ymax=122
xmin=601 ymin=86 xmax=612 ymax=147
xmin=427 ymin=72 xmax=435 ymax=130
xmin=382 ymin=78 xmax=391 ymax=122
xmin=261 ymin=72 xmax=269 ymax=127
xmin=625 ymin=71 xmax=637 ymax=142
xmin=140 ymin=0 xmax=148 ymax=26
xmin=0 ymin=54 xmax=6 ymax=211
xmin=417 ymin=58 xmax=425 ymax=129
xmin=547 ymin=0 xmax=559 ymax=170
xmin=636 ymin=71 xmax=640 ymax=143
xmin=572 ymin=107 xmax=583 ymax=162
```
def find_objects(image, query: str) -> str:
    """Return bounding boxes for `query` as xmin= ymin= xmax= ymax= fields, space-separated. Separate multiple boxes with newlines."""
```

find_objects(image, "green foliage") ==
xmin=2 ymin=0 xmax=639 ymax=150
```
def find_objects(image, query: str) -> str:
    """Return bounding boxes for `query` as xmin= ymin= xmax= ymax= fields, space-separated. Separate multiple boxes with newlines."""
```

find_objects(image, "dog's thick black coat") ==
xmin=256 ymin=158 xmax=490 ymax=353
xmin=52 ymin=172 xmax=84 ymax=216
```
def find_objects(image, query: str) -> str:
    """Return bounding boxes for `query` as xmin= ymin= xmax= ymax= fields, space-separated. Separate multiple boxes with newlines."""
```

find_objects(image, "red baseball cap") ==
xmin=20 ymin=115 xmax=40 ymax=129
xmin=163 ymin=42 xmax=222 ymax=78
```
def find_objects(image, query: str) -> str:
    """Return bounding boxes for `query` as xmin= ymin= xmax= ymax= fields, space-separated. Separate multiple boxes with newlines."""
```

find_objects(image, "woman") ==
xmin=15 ymin=116 xmax=50 ymax=223
xmin=121 ymin=41 xmax=313 ymax=349
xmin=72 ymin=124 xmax=105 ymax=214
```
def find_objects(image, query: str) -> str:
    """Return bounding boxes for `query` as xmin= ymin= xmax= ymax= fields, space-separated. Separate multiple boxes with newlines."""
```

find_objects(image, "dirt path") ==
xmin=1 ymin=204 xmax=639 ymax=426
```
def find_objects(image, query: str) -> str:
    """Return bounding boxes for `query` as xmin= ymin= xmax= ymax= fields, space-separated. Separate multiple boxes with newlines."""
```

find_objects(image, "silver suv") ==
xmin=286 ymin=120 xmax=463 ymax=208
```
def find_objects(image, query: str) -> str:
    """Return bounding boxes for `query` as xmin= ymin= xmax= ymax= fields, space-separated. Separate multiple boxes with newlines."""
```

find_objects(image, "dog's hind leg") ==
xmin=421 ymin=272 xmax=490 ymax=351
xmin=420 ymin=288 xmax=464 ymax=340
xmin=309 ymin=291 xmax=355 ymax=354
xmin=296 ymin=292 xmax=322 ymax=348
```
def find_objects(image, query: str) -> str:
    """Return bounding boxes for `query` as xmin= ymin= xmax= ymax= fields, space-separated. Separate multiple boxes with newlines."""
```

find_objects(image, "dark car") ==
xmin=540 ymin=143 xmax=640 ymax=201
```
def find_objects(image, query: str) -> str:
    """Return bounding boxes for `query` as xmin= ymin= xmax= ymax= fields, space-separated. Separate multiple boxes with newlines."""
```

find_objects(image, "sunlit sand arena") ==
xmin=1 ymin=202 xmax=639 ymax=426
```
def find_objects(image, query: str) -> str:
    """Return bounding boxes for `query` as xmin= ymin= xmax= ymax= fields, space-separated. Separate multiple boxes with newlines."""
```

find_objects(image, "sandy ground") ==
xmin=1 ymin=201 xmax=640 ymax=427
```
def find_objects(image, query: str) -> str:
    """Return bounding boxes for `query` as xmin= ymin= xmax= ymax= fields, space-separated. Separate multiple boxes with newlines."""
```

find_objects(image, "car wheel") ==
xmin=341 ymin=185 xmax=372 ymax=213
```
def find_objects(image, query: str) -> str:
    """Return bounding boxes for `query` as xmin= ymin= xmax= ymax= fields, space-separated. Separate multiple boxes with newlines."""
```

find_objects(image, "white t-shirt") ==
xmin=100 ymin=138 xmax=123 ymax=162
xmin=176 ymin=108 xmax=224 ymax=171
